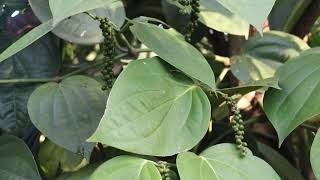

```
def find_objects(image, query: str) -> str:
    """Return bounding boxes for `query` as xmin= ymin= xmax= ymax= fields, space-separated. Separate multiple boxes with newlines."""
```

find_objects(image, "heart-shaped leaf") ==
xmin=89 ymin=57 xmax=211 ymax=156
xmin=264 ymin=49 xmax=320 ymax=144
xmin=177 ymin=143 xmax=280 ymax=180
xmin=90 ymin=156 xmax=162 ymax=180
xmin=0 ymin=135 xmax=41 ymax=180
xmin=130 ymin=22 xmax=215 ymax=89
xmin=28 ymin=75 xmax=107 ymax=158
xmin=311 ymin=130 xmax=320 ymax=179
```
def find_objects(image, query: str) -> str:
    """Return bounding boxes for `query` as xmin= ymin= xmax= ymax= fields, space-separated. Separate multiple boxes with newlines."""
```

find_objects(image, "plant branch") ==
xmin=0 ymin=49 xmax=153 ymax=84
xmin=300 ymin=123 xmax=318 ymax=132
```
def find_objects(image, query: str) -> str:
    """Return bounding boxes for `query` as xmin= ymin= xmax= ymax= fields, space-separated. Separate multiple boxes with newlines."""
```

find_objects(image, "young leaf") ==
xmin=177 ymin=143 xmax=280 ymax=180
xmin=311 ymin=130 xmax=320 ymax=179
xmin=49 ymin=0 xmax=115 ymax=26
xmin=199 ymin=0 xmax=250 ymax=36
xmin=0 ymin=20 xmax=53 ymax=62
xmin=90 ymin=156 xmax=162 ymax=180
xmin=216 ymin=0 xmax=276 ymax=31
xmin=264 ymin=49 xmax=320 ymax=145
xmin=130 ymin=22 xmax=215 ymax=90
xmin=89 ymin=57 xmax=211 ymax=156
xmin=0 ymin=135 xmax=41 ymax=180
xmin=28 ymin=75 xmax=107 ymax=158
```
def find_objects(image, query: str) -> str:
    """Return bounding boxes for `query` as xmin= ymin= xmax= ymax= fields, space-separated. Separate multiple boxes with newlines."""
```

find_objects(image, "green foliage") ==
xmin=231 ymin=31 xmax=309 ymax=83
xmin=28 ymin=76 xmax=107 ymax=158
xmin=198 ymin=0 xmax=249 ymax=36
xmin=1 ymin=1 xmax=320 ymax=179
xmin=0 ymin=20 xmax=53 ymax=62
xmin=37 ymin=139 xmax=87 ymax=179
xmin=257 ymin=142 xmax=305 ymax=180
xmin=90 ymin=156 xmax=162 ymax=180
xmin=89 ymin=57 xmax=210 ymax=156
xmin=0 ymin=135 xmax=41 ymax=180
xmin=268 ymin=0 xmax=311 ymax=32
xmin=130 ymin=21 xmax=215 ymax=89
xmin=177 ymin=144 xmax=280 ymax=180
xmin=264 ymin=49 xmax=320 ymax=144
xmin=48 ymin=0 xmax=114 ymax=26
xmin=215 ymin=0 xmax=276 ymax=31
xmin=311 ymin=130 xmax=320 ymax=179
xmin=0 ymin=34 xmax=61 ymax=137
xmin=29 ymin=0 xmax=125 ymax=44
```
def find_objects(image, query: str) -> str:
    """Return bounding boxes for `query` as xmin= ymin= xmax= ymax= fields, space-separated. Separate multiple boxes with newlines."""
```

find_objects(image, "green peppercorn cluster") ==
xmin=177 ymin=0 xmax=200 ymax=42
xmin=98 ymin=17 xmax=115 ymax=91
xmin=158 ymin=161 xmax=171 ymax=180
xmin=223 ymin=95 xmax=248 ymax=157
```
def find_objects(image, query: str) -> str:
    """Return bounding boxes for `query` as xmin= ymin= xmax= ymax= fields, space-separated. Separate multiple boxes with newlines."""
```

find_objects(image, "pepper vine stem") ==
xmin=0 ymin=49 xmax=152 ymax=84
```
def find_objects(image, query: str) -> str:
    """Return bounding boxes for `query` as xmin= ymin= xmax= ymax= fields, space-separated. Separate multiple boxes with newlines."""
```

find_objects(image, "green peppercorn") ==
xmin=98 ymin=18 xmax=115 ymax=91
xmin=223 ymin=94 xmax=248 ymax=157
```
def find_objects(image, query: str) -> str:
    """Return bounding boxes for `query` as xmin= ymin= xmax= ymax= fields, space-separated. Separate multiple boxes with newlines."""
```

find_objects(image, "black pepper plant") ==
xmin=1 ymin=0 xmax=320 ymax=180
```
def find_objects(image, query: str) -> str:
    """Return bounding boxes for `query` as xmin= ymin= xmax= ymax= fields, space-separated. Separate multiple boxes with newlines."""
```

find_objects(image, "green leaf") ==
xmin=56 ymin=164 xmax=101 ymax=180
xmin=90 ymin=156 xmax=162 ymax=180
xmin=0 ymin=20 xmax=53 ymax=62
xmin=243 ymin=31 xmax=309 ymax=60
xmin=219 ymin=77 xmax=280 ymax=95
xmin=130 ymin=22 xmax=215 ymax=89
xmin=27 ymin=75 xmax=107 ymax=158
xmin=231 ymin=31 xmax=309 ymax=83
xmin=268 ymin=0 xmax=311 ymax=32
xmin=0 ymin=135 xmax=41 ymax=180
xmin=0 ymin=34 xmax=61 ymax=137
xmin=48 ymin=0 xmax=114 ymax=26
xmin=264 ymin=49 xmax=320 ymax=144
xmin=311 ymin=130 xmax=320 ymax=179
xmin=199 ymin=0 xmax=250 ymax=36
xmin=177 ymin=143 xmax=280 ymax=180
xmin=231 ymin=55 xmax=282 ymax=82
xmin=257 ymin=142 xmax=305 ymax=180
xmin=29 ymin=0 xmax=125 ymax=44
xmin=89 ymin=57 xmax=211 ymax=156
xmin=37 ymin=139 xmax=87 ymax=179
xmin=216 ymin=0 xmax=276 ymax=31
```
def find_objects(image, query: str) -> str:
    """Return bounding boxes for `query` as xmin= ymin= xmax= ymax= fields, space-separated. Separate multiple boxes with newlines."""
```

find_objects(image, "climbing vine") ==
xmin=0 ymin=0 xmax=319 ymax=180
